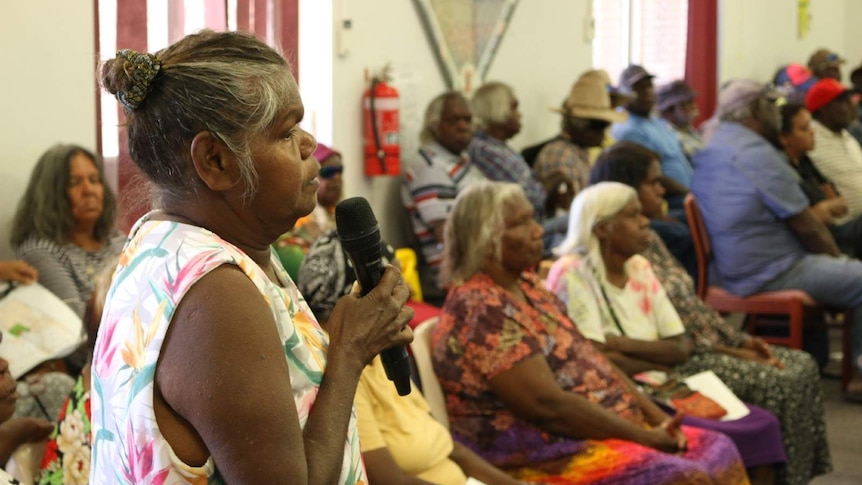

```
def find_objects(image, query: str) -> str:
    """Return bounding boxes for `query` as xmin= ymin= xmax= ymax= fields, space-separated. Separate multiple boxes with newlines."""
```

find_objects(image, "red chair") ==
xmin=684 ymin=193 xmax=827 ymax=349
xmin=684 ymin=193 xmax=852 ymax=390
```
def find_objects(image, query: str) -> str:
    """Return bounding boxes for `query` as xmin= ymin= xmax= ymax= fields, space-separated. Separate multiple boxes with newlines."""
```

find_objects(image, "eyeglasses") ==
xmin=319 ymin=166 xmax=343 ymax=179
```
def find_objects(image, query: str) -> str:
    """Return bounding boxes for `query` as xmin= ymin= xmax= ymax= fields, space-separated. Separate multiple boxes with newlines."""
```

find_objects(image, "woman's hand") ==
xmin=742 ymin=338 xmax=783 ymax=369
xmin=325 ymin=264 xmax=415 ymax=367
xmin=0 ymin=416 xmax=54 ymax=464
xmin=0 ymin=260 xmax=38 ymax=285
xmin=642 ymin=413 xmax=687 ymax=454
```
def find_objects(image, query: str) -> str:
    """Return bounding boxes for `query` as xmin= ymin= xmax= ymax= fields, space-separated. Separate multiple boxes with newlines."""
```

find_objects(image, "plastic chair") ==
xmin=410 ymin=317 xmax=449 ymax=428
xmin=684 ymin=193 xmax=825 ymax=351
xmin=395 ymin=247 xmax=424 ymax=302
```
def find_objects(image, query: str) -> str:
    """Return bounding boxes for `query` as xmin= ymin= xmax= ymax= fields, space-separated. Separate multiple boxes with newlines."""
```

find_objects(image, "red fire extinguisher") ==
xmin=363 ymin=76 xmax=401 ymax=176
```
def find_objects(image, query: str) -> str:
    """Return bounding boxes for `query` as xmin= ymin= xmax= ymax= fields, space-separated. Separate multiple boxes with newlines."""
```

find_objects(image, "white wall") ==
xmin=320 ymin=0 xmax=592 ymax=246
xmin=0 ymin=1 xmax=97 ymax=259
xmin=4 ymin=0 xmax=861 ymax=255
xmin=719 ymin=0 xmax=850 ymax=83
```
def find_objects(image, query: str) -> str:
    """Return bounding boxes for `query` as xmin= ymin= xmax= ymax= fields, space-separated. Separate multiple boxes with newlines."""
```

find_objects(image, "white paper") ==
xmin=684 ymin=370 xmax=750 ymax=422
xmin=0 ymin=283 xmax=85 ymax=378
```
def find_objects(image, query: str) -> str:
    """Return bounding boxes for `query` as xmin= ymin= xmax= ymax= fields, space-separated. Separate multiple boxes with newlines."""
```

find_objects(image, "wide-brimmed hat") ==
xmin=552 ymin=78 xmax=628 ymax=123
xmin=716 ymin=79 xmax=783 ymax=116
xmin=656 ymin=80 xmax=697 ymax=112
xmin=579 ymin=69 xmax=633 ymax=106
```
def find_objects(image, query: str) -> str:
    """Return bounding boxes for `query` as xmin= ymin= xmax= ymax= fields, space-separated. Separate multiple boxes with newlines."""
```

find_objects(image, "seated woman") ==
xmin=10 ymin=144 xmax=122 ymax=377
xmin=588 ymin=142 xmax=831 ymax=485
xmin=780 ymin=102 xmax=862 ymax=259
xmin=298 ymin=234 xmax=517 ymax=484
xmin=0 ymin=336 xmax=54 ymax=483
xmin=275 ymin=143 xmax=344 ymax=279
xmin=356 ymin=355 xmax=523 ymax=485
xmin=37 ymin=263 xmax=114 ymax=484
xmin=11 ymin=144 xmax=121 ymax=320
xmin=431 ymin=181 xmax=749 ymax=485
xmin=0 ymin=259 xmax=74 ymax=424
xmin=546 ymin=182 xmax=786 ymax=484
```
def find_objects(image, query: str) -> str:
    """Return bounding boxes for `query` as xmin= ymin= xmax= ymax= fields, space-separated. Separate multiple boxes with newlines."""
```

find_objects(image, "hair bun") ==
xmin=100 ymin=49 xmax=161 ymax=111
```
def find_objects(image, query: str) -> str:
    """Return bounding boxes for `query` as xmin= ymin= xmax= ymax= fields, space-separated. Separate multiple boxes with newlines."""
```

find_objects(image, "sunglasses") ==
xmin=319 ymin=166 xmax=343 ymax=179
xmin=588 ymin=119 xmax=612 ymax=132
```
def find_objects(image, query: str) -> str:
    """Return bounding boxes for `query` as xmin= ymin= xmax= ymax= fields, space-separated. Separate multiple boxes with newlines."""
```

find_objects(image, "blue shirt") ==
xmin=691 ymin=122 xmax=809 ymax=296
xmin=468 ymin=131 xmax=547 ymax=220
xmin=612 ymin=113 xmax=694 ymax=187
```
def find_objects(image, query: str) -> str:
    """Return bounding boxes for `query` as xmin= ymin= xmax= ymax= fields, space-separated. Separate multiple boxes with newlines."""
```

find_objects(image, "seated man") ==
xmin=401 ymin=92 xmax=486 ymax=301
xmin=691 ymin=79 xmax=862 ymax=401
xmin=533 ymin=74 xmax=626 ymax=197
xmin=612 ymin=65 xmax=692 ymax=215
xmin=656 ymin=80 xmax=705 ymax=162
xmin=808 ymin=48 xmax=845 ymax=82
xmin=806 ymin=77 xmax=862 ymax=218
xmin=522 ymin=69 xmax=627 ymax=168
xmin=469 ymin=82 xmax=544 ymax=216
xmin=468 ymin=81 xmax=566 ymax=252
xmin=780 ymin=102 xmax=862 ymax=259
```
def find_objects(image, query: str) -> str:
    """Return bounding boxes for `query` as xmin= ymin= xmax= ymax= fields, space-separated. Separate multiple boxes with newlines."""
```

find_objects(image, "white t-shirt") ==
xmin=546 ymin=254 xmax=684 ymax=343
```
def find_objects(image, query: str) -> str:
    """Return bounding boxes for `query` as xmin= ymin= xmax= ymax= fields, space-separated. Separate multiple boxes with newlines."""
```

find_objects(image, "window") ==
xmin=97 ymin=0 xmax=293 ymax=158
xmin=591 ymin=0 xmax=688 ymax=87
xmin=96 ymin=0 xmax=297 ymax=230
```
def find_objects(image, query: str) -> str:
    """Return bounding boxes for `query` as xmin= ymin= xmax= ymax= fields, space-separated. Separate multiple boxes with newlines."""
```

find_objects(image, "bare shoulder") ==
xmin=157 ymin=263 xmax=292 ymax=425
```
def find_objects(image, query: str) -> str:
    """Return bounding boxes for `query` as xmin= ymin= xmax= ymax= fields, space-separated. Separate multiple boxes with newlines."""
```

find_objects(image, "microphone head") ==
xmin=336 ymin=197 xmax=381 ymax=247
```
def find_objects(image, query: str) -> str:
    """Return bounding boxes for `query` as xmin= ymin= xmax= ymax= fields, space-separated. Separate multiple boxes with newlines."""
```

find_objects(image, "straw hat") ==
xmin=553 ymin=78 xmax=628 ymax=123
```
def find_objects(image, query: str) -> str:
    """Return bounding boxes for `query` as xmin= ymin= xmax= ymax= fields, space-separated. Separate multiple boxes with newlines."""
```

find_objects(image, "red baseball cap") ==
xmin=806 ymin=78 xmax=851 ymax=113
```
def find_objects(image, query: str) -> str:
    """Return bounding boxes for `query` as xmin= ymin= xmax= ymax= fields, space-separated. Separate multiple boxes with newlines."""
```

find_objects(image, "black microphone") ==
xmin=335 ymin=197 xmax=412 ymax=396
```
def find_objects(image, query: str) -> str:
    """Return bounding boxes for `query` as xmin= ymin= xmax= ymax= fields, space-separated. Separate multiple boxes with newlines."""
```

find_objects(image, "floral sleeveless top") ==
xmin=90 ymin=216 xmax=366 ymax=484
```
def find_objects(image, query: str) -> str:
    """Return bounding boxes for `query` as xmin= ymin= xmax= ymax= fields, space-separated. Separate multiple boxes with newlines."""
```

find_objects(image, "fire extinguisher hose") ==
xmin=369 ymin=77 xmax=388 ymax=174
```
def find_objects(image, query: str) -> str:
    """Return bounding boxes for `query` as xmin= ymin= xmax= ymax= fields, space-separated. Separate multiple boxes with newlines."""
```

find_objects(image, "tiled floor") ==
xmin=810 ymin=335 xmax=862 ymax=484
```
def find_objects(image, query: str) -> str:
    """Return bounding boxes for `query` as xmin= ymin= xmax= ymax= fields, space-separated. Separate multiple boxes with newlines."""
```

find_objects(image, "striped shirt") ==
xmin=401 ymin=141 xmax=486 ymax=272
xmin=808 ymin=120 xmax=862 ymax=218
xmin=16 ymin=236 xmax=123 ymax=318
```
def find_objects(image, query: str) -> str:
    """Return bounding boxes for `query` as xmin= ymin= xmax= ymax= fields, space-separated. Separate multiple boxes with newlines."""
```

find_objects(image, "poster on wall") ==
xmin=413 ymin=0 xmax=519 ymax=93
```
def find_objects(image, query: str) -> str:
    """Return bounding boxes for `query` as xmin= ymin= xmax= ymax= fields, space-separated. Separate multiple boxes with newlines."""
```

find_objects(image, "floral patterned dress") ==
xmin=642 ymin=229 xmax=831 ymax=484
xmin=37 ymin=375 xmax=90 ymax=485
xmin=431 ymin=272 xmax=749 ymax=485
xmin=89 ymin=215 xmax=366 ymax=484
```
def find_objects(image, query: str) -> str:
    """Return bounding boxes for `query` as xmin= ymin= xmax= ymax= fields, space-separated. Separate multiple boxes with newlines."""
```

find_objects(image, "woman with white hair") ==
xmin=546 ymin=182 xmax=787 ymax=484
xmin=431 ymin=180 xmax=749 ymax=485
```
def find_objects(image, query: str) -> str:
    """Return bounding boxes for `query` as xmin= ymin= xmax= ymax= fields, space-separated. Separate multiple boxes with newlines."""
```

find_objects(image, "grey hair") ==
xmin=420 ymin=91 xmax=469 ymax=144
xmin=720 ymin=97 xmax=781 ymax=135
xmin=11 ymin=144 xmax=117 ymax=248
xmin=554 ymin=182 xmax=638 ymax=280
xmin=441 ymin=181 xmax=525 ymax=287
xmin=471 ymin=82 xmax=515 ymax=131
xmin=101 ymin=30 xmax=295 ymax=207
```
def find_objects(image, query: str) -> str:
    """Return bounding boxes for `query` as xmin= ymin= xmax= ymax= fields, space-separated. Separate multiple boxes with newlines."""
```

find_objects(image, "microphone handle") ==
xmin=353 ymin=255 xmax=413 ymax=396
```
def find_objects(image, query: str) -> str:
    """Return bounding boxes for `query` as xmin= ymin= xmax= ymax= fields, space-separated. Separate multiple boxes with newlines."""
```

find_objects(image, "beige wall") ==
xmin=2 ymin=0 xmax=859 ymax=254
xmin=0 ymin=0 xmax=97 ymax=258
xmin=719 ymin=0 xmax=857 ymax=83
